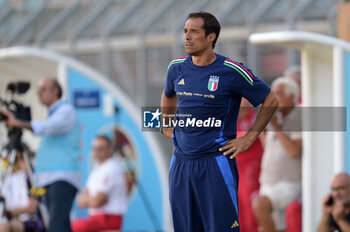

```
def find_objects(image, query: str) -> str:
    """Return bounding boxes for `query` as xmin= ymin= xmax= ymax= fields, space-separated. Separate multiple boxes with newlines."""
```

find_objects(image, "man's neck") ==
xmin=98 ymin=156 xmax=112 ymax=165
xmin=191 ymin=50 xmax=216 ymax=66
xmin=48 ymin=99 xmax=60 ymax=108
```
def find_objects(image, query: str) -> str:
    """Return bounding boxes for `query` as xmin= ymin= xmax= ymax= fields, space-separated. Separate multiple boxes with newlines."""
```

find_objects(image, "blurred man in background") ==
xmin=317 ymin=172 xmax=350 ymax=232
xmin=284 ymin=65 xmax=303 ymax=232
xmin=253 ymin=77 xmax=302 ymax=232
xmin=72 ymin=135 xmax=128 ymax=232
xmin=2 ymin=77 xmax=80 ymax=232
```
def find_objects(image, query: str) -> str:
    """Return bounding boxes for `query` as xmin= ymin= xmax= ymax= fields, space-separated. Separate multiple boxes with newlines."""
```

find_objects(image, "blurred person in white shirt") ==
xmin=72 ymin=135 xmax=128 ymax=232
xmin=253 ymin=77 xmax=302 ymax=232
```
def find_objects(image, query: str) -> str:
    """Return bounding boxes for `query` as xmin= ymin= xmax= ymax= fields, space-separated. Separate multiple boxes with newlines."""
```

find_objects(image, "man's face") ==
xmin=331 ymin=175 xmax=350 ymax=202
xmin=272 ymin=83 xmax=294 ymax=108
xmin=37 ymin=79 xmax=57 ymax=106
xmin=92 ymin=138 xmax=112 ymax=162
xmin=184 ymin=17 xmax=213 ymax=56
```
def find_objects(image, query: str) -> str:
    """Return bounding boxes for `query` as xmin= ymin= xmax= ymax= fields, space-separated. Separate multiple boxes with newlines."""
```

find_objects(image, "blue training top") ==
xmin=164 ymin=54 xmax=271 ymax=159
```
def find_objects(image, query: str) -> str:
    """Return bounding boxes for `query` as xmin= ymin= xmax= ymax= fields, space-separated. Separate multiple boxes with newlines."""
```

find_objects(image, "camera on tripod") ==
xmin=0 ymin=81 xmax=32 ymax=150
xmin=0 ymin=82 xmax=49 ymax=229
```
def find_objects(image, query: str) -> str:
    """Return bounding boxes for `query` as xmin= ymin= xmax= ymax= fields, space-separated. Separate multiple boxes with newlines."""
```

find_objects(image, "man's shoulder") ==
xmin=103 ymin=158 xmax=124 ymax=173
xmin=167 ymin=56 xmax=189 ymax=70
xmin=52 ymin=101 xmax=78 ymax=126
xmin=221 ymin=56 xmax=250 ymax=72
xmin=60 ymin=100 xmax=74 ymax=107
xmin=218 ymin=56 xmax=258 ymax=87
xmin=169 ymin=56 xmax=189 ymax=64
xmin=55 ymin=101 xmax=75 ymax=113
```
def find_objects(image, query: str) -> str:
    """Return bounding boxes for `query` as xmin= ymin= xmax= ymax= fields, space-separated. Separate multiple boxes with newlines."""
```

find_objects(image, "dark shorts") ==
xmin=169 ymin=154 xmax=240 ymax=232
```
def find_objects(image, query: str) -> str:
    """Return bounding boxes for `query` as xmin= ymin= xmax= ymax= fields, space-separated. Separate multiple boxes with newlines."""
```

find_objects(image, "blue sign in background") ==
xmin=73 ymin=90 xmax=100 ymax=108
xmin=67 ymin=68 xmax=164 ymax=231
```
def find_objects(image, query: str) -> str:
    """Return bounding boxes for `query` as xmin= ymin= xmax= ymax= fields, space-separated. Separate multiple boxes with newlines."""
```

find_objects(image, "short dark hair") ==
xmin=187 ymin=11 xmax=221 ymax=49
xmin=52 ymin=79 xmax=63 ymax=99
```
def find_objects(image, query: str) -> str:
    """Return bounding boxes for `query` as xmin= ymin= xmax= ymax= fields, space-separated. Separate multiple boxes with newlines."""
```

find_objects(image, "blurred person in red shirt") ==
xmin=236 ymin=98 xmax=264 ymax=232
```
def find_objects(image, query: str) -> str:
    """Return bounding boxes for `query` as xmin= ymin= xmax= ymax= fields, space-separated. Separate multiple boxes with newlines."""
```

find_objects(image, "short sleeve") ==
xmin=164 ymin=64 xmax=176 ymax=97
xmin=232 ymin=62 xmax=271 ymax=107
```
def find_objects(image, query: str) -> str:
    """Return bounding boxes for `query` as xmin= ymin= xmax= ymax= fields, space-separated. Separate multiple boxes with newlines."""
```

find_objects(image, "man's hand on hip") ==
xmin=219 ymin=136 xmax=254 ymax=159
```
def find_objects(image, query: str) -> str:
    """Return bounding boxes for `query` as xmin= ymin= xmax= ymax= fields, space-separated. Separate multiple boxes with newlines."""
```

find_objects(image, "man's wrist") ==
xmin=161 ymin=127 xmax=173 ymax=139
xmin=244 ymin=130 xmax=259 ymax=145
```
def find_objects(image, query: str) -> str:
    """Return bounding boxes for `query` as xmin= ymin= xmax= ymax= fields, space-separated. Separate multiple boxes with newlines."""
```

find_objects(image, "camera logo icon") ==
xmin=143 ymin=108 xmax=161 ymax=128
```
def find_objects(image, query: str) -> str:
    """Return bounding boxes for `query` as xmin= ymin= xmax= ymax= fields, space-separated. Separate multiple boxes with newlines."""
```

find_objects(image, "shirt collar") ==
xmin=49 ymin=99 xmax=64 ymax=115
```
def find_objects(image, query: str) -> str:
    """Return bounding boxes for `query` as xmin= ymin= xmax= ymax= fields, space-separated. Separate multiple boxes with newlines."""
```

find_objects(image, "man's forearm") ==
xmin=337 ymin=219 xmax=350 ymax=232
xmin=245 ymin=90 xmax=279 ymax=143
xmin=14 ymin=119 xmax=33 ymax=132
xmin=78 ymin=191 xmax=108 ymax=208
xmin=2 ymin=109 xmax=33 ymax=131
xmin=219 ymin=90 xmax=278 ymax=158
xmin=317 ymin=214 xmax=332 ymax=232
xmin=161 ymin=128 xmax=174 ymax=139
xmin=274 ymin=129 xmax=302 ymax=158
xmin=161 ymin=92 xmax=177 ymax=139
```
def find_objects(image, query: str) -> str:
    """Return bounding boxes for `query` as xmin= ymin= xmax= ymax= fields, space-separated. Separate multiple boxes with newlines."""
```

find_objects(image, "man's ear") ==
xmin=53 ymin=88 xmax=58 ymax=97
xmin=207 ymin=33 xmax=216 ymax=44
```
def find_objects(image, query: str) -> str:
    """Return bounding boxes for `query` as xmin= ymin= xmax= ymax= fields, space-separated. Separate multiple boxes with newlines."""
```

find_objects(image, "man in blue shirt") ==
xmin=161 ymin=11 xmax=279 ymax=232
xmin=3 ymin=77 xmax=79 ymax=232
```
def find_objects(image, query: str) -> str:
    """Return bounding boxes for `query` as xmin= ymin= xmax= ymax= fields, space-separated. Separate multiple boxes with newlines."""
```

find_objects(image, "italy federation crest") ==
xmin=208 ymin=75 xmax=219 ymax=91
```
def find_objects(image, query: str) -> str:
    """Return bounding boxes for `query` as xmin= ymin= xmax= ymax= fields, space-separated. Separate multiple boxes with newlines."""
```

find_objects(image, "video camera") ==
xmin=0 ymin=82 xmax=31 ymax=151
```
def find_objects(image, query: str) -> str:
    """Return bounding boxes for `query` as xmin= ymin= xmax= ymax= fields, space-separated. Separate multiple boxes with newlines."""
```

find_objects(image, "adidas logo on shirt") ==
xmin=178 ymin=78 xmax=185 ymax=85
xmin=231 ymin=220 xmax=239 ymax=228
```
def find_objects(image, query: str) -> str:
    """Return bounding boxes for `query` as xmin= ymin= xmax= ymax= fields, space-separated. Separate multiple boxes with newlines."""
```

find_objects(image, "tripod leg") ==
xmin=0 ymin=150 xmax=6 ymax=221
xmin=22 ymin=150 xmax=50 ymax=230
xmin=0 ymin=149 xmax=16 ymax=185
xmin=5 ymin=150 xmax=16 ymax=179
xmin=0 ymin=149 xmax=9 ymax=184
xmin=0 ymin=149 xmax=16 ymax=224
xmin=0 ymin=196 xmax=6 ymax=222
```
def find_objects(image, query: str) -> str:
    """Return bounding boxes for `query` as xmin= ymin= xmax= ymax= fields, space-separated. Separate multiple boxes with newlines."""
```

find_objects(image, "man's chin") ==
xmin=185 ymin=50 xmax=199 ymax=56
xmin=185 ymin=50 xmax=192 ymax=55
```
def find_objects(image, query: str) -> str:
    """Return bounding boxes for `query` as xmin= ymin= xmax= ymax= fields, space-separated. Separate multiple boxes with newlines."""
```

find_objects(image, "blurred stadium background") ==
xmin=0 ymin=0 xmax=348 ymax=231
xmin=0 ymin=0 xmax=338 ymax=105
xmin=0 ymin=0 xmax=339 ymax=156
